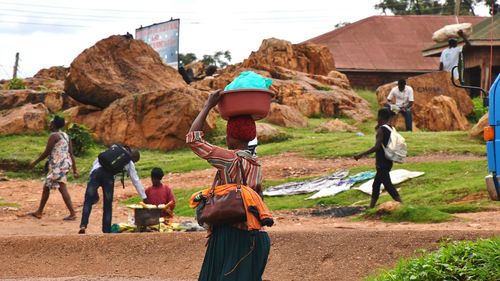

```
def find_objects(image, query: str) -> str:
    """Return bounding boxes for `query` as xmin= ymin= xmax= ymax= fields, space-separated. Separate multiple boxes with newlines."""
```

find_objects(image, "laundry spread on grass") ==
xmin=305 ymin=171 xmax=376 ymax=200
xmin=354 ymin=169 xmax=425 ymax=195
xmin=263 ymin=169 xmax=349 ymax=197
xmin=263 ymin=170 xmax=377 ymax=199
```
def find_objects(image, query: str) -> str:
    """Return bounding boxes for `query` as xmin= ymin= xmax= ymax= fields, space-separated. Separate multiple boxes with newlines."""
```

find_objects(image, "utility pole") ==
xmin=13 ymin=52 xmax=19 ymax=79
xmin=454 ymin=0 xmax=461 ymax=16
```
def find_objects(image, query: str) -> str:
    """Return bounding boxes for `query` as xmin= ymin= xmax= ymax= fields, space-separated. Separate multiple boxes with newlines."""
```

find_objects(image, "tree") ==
xmin=201 ymin=54 xmax=216 ymax=66
xmin=178 ymin=53 xmax=197 ymax=65
xmin=212 ymin=50 xmax=232 ymax=67
xmin=375 ymin=0 xmax=497 ymax=16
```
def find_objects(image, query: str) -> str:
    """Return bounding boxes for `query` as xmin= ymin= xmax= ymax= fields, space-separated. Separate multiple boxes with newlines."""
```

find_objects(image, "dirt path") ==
xmin=0 ymin=230 xmax=497 ymax=281
xmin=0 ymin=153 xmax=497 ymax=280
xmin=0 ymin=152 xmax=492 ymax=237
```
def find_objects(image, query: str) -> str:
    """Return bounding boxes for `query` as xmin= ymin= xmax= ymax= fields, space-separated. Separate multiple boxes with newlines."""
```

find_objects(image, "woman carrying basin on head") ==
xmin=187 ymin=90 xmax=272 ymax=281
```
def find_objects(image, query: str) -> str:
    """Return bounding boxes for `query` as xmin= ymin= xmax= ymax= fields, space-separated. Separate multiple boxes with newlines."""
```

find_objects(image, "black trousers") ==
xmin=371 ymin=168 xmax=401 ymax=207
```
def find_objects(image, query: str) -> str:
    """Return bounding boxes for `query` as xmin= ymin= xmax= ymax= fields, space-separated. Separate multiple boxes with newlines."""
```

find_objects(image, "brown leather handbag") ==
xmin=198 ymin=159 xmax=247 ymax=225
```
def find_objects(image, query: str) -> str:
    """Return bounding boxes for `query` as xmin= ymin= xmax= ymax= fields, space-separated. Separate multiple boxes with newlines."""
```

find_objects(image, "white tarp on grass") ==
xmin=354 ymin=169 xmax=424 ymax=195
xmin=263 ymin=170 xmax=349 ymax=197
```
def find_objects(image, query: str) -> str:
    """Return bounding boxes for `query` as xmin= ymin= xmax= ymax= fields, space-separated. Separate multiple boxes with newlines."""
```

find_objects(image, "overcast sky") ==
xmin=0 ymin=0 xmax=492 ymax=79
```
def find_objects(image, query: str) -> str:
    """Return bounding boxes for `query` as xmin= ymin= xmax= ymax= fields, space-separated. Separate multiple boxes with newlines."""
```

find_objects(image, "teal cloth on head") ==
xmin=224 ymin=71 xmax=272 ymax=91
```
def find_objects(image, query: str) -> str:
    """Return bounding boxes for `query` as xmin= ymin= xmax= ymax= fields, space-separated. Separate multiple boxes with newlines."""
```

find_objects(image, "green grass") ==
xmin=119 ymin=159 xmax=498 ymax=220
xmin=367 ymin=237 xmax=500 ymax=281
xmin=364 ymin=205 xmax=452 ymax=223
xmin=0 ymin=126 xmax=485 ymax=181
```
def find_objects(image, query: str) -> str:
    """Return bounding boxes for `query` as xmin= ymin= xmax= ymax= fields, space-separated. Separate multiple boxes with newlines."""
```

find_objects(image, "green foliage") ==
xmin=367 ymin=237 xmax=500 ymax=281
xmin=66 ymin=123 xmax=94 ymax=157
xmin=179 ymin=53 xmax=197 ymax=65
xmin=468 ymin=96 xmax=488 ymax=124
xmin=7 ymin=78 xmax=26 ymax=90
xmin=201 ymin=55 xmax=216 ymax=66
xmin=200 ymin=50 xmax=232 ymax=68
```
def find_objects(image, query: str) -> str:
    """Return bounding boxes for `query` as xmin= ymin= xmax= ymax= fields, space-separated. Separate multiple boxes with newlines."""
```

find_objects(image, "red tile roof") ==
xmin=306 ymin=15 xmax=486 ymax=72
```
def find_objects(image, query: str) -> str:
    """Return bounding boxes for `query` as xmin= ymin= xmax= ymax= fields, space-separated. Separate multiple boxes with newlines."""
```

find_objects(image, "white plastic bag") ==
xmin=432 ymin=23 xmax=472 ymax=43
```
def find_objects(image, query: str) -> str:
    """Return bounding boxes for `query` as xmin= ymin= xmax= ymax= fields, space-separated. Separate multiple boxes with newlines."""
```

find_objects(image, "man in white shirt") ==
xmin=79 ymin=148 xmax=147 ymax=234
xmin=439 ymin=30 xmax=471 ymax=79
xmin=386 ymin=79 xmax=414 ymax=131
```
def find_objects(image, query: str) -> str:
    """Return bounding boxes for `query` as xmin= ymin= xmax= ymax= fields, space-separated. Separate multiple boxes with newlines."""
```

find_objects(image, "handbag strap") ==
xmin=207 ymin=156 xmax=247 ymax=196
xmin=237 ymin=157 xmax=247 ymax=186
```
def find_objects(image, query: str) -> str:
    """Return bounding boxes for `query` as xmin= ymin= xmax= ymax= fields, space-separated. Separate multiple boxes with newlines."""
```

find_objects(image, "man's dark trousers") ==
xmin=80 ymin=168 xmax=115 ymax=233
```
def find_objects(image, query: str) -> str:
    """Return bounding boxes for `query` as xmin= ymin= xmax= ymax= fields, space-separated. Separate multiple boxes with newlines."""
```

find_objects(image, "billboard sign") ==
xmin=136 ymin=19 xmax=180 ymax=69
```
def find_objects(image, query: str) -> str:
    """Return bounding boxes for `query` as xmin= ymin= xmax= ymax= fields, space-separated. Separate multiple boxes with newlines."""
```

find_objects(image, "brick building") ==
xmin=306 ymin=15 xmax=485 ymax=90
xmin=422 ymin=13 xmax=500 ymax=95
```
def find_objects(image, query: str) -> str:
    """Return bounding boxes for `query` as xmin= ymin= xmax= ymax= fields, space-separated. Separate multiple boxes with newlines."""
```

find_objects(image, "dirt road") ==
xmin=0 ymin=153 xmax=498 ymax=280
xmin=0 ymin=229 xmax=497 ymax=281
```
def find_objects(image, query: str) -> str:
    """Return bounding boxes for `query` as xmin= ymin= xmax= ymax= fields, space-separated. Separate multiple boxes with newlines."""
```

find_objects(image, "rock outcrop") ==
xmin=34 ymin=66 xmax=69 ymax=81
xmin=376 ymin=71 xmax=473 ymax=131
xmin=419 ymin=96 xmax=469 ymax=131
xmin=256 ymin=123 xmax=287 ymax=143
xmin=0 ymin=89 xmax=79 ymax=112
xmin=314 ymin=119 xmax=357 ymax=133
xmin=469 ymin=113 xmax=488 ymax=139
xmin=265 ymin=103 xmax=308 ymax=128
xmin=191 ymin=38 xmax=372 ymax=122
xmin=0 ymin=103 xmax=48 ymax=135
xmin=64 ymin=105 xmax=103 ymax=132
xmin=65 ymin=35 xmax=186 ymax=108
xmin=242 ymin=38 xmax=336 ymax=75
xmin=93 ymin=88 xmax=216 ymax=150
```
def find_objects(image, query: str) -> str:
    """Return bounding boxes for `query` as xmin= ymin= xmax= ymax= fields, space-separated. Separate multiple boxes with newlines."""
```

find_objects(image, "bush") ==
xmin=367 ymin=237 xmax=500 ymax=281
xmin=7 ymin=78 xmax=26 ymax=90
xmin=66 ymin=123 xmax=94 ymax=156
xmin=468 ymin=97 xmax=488 ymax=124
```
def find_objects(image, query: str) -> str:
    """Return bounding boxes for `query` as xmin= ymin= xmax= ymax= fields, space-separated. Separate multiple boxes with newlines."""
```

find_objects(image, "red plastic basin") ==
xmin=217 ymin=89 xmax=275 ymax=120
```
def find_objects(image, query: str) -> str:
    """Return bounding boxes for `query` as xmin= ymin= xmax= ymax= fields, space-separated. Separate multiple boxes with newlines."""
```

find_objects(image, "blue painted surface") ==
xmin=487 ymin=74 xmax=500 ymax=174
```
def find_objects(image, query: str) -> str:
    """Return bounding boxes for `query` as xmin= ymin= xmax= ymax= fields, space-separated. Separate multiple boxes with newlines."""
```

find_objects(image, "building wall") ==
xmin=464 ymin=46 xmax=500 ymax=91
xmin=342 ymin=71 xmax=428 ymax=90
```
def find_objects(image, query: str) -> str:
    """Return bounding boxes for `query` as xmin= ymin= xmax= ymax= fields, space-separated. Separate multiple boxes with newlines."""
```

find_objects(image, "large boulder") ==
xmin=469 ymin=113 xmax=488 ymax=139
xmin=265 ymin=103 xmax=308 ymax=128
xmin=242 ymin=38 xmax=335 ymax=75
xmin=376 ymin=71 xmax=473 ymax=131
xmin=0 ymin=103 xmax=48 ymax=135
xmin=0 ymin=89 xmax=79 ymax=112
xmin=64 ymin=105 xmax=103 ymax=132
xmin=65 ymin=35 xmax=186 ymax=108
xmin=256 ymin=123 xmax=287 ymax=143
xmin=419 ymin=96 xmax=469 ymax=131
xmin=93 ymin=88 xmax=216 ymax=150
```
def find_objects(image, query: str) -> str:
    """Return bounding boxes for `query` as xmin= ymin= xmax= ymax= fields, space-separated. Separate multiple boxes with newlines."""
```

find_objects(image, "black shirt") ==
xmin=376 ymin=125 xmax=393 ymax=171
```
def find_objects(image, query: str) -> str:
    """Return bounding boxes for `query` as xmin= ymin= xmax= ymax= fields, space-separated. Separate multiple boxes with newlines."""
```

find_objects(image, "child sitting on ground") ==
xmin=353 ymin=108 xmax=403 ymax=208
xmin=144 ymin=167 xmax=176 ymax=218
